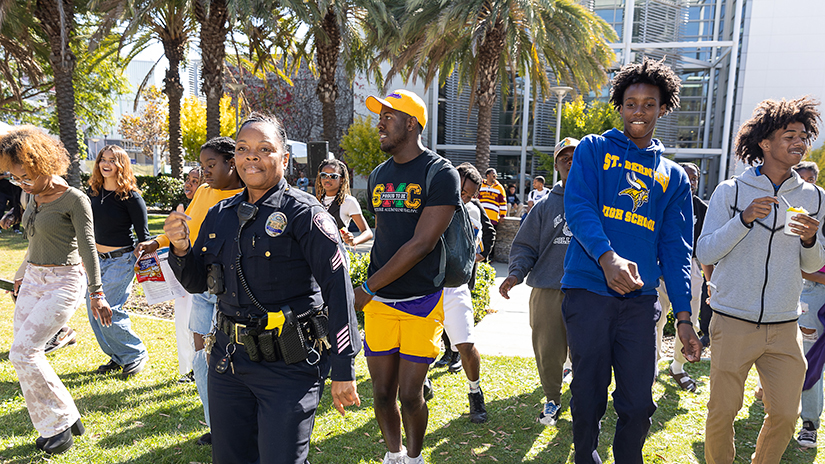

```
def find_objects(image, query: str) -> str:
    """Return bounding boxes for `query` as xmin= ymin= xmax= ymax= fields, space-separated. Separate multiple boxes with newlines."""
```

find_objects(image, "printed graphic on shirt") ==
xmin=600 ymin=152 xmax=672 ymax=233
xmin=371 ymin=182 xmax=423 ymax=212
xmin=619 ymin=172 xmax=650 ymax=213
xmin=553 ymin=213 xmax=573 ymax=245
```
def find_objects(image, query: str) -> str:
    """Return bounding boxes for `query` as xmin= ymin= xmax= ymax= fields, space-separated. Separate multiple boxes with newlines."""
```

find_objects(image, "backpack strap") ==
xmin=426 ymin=156 xmax=453 ymax=287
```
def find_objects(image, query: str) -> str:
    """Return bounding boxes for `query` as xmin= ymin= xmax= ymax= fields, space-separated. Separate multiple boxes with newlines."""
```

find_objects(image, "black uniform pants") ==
xmin=209 ymin=330 xmax=327 ymax=464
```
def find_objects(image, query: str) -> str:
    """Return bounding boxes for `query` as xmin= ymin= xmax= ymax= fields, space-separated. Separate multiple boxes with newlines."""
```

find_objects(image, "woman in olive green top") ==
xmin=0 ymin=126 xmax=111 ymax=456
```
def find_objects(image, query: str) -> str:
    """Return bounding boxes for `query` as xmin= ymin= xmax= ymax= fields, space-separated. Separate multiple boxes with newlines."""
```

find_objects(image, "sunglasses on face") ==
xmin=8 ymin=174 xmax=35 ymax=187
xmin=320 ymin=173 xmax=341 ymax=180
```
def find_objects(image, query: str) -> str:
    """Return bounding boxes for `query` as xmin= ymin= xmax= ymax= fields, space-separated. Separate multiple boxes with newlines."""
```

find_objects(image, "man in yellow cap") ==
xmin=356 ymin=89 xmax=462 ymax=464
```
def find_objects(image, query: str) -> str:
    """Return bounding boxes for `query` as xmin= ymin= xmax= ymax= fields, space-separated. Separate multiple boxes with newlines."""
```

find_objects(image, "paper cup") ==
xmin=785 ymin=207 xmax=808 ymax=236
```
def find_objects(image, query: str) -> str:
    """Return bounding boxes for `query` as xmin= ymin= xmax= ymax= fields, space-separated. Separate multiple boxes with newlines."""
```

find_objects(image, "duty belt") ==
xmin=216 ymin=312 xmax=281 ymax=363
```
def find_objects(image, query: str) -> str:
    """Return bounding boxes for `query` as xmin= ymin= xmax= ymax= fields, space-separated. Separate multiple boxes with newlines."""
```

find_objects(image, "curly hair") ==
xmin=609 ymin=57 xmax=681 ymax=115
xmin=315 ymin=158 xmax=351 ymax=206
xmin=0 ymin=125 xmax=69 ymax=177
xmin=734 ymin=97 xmax=822 ymax=165
xmin=89 ymin=145 xmax=141 ymax=199
xmin=201 ymin=136 xmax=236 ymax=160
xmin=238 ymin=112 xmax=288 ymax=150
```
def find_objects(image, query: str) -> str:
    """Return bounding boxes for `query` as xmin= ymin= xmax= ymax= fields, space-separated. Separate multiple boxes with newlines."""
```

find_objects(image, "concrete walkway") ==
xmin=473 ymin=261 xmax=535 ymax=358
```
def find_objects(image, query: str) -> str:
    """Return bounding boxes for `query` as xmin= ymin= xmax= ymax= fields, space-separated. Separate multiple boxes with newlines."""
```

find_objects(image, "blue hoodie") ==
xmin=562 ymin=128 xmax=694 ymax=315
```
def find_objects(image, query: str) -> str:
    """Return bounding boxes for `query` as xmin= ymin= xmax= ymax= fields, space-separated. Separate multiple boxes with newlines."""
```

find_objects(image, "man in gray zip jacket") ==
xmin=698 ymin=97 xmax=824 ymax=464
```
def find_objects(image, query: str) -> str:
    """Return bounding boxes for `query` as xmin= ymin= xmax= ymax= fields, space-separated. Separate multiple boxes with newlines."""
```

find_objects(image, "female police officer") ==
xmin=166 ymin=112 xmax=361 ymax=464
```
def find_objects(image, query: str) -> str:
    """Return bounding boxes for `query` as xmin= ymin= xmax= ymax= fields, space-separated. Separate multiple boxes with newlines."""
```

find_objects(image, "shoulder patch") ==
xmin=265 ymin=212 xmax=288 ymax=237
xmin=313 ymin=211 xmax=340 ymax=243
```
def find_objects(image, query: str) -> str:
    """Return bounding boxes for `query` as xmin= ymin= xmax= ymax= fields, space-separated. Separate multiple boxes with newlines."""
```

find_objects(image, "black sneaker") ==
xmin=468 ymin=388 xmax=488 ymax=423
xmin=433 ymin=349 xmax=453 ymax=368
xmin=96 ymin=359 xmax=121 ymax=374
xmin=44 ymin=327 xmax=77 ymax=355
xmin=177 ymin=371 xmax=195 ymax=384
xmin=122 ymin=357 xmax=148 ymax=378
xmin=798 ymin=421 xmax=818 ymax=448
xmin=448 ymin=352 xmax=463 ymax=373
xmin=196 ymin=432 xmax=212 ymax=446
xmin=423 ymin=377 xmax=434 ymax=402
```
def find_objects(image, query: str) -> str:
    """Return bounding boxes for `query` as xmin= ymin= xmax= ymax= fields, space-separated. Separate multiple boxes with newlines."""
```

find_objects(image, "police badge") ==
xmin=265 ymin=212 xmax=288 ymax=237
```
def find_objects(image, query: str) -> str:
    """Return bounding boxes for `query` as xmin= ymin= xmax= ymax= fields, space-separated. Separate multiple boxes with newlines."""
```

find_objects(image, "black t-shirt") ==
xmin=692 ymin=195 xmax=708 ymax=257
xmin=367 ymin=150 xmax=462 ymax=299
xmin=88 ymin=189 xmax=150 ymax=247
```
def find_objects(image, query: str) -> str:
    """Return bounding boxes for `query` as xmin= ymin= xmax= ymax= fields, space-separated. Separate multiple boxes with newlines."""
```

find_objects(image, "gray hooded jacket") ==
xmin=697 ymin=167 xmax=825 ymax=324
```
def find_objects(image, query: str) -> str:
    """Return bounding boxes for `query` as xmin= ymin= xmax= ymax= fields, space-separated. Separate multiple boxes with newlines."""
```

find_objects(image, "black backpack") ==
xmin=368 ymin=156 xmax=475 ymax=288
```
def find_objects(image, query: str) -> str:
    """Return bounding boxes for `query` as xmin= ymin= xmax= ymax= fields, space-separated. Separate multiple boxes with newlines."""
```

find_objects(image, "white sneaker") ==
xmin=539 ymin=400 xmax=561 ymax=426
xmin=406 ymin=455 xmax=425 ymax=463
xmin=383 ymin=446 xmax=407 ymax=464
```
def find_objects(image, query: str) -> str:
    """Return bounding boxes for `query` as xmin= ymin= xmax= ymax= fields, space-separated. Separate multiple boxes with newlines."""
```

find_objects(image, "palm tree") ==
xmin=383 ymin=0 xmax=617 ymax=170
xmin=114 ymin=0 xmax=195 ymax=178
xmin=32 ymin=0 xmax=83 ymax=186
xmin=194 ymin=0 xmax=227 ymax=140
xmin=277 ymin=0 xmax=388 ymax=156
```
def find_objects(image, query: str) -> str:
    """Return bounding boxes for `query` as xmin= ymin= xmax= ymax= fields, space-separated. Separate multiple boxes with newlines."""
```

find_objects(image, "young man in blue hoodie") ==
xmin=698 ymin=97 xmax=824 ymax=464
xmin=562 ymin=58 xmax=702 ymax=464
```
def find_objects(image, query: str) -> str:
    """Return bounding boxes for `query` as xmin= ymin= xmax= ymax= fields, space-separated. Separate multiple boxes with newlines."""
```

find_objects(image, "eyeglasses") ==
xmin=320 ymin=173 xmax=341 ymax=180
xmin=8 ymin=173 xmax=35 ymax=187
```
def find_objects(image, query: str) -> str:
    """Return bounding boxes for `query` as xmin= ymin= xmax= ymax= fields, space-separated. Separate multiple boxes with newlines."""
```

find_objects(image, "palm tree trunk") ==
xmin=34 ymin=0 xmax=81 ymax=187
xmin=196 ymin=0 xmax=228 ymax=140
xmin=474 ymin=22 xmax=505 ymax=172
xmin=163 ymin=39 xmax=186 ymax=179
xmin=316 ymin=8 xmax=341 ymax=156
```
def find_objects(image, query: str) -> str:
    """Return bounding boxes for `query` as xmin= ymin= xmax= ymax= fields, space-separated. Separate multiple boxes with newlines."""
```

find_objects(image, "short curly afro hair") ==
xmin=734 ymin=97 xmax=821 ymax=165
xmin=0 ymin=125 xmax=69 ymax=177
xmin=609 ymin=57 xmax=681 ymax=115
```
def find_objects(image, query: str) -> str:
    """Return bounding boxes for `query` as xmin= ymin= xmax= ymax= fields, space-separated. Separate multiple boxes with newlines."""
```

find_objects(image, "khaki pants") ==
xmin=705 ymin=313 xmax=805 ymax=464
xmin=529 ymin=287 xmax=568 ymax=404
xmin=656 ymin=257 xmax=703 ymax=364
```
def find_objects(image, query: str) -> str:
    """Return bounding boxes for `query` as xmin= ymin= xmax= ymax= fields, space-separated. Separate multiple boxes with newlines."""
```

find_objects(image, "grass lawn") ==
xmin=1 ymin=230 xmax=824 ymax=463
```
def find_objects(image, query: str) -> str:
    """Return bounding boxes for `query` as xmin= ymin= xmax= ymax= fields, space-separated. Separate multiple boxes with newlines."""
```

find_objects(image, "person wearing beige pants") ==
xmin=704 ymin=313 xmax=805 ymax=463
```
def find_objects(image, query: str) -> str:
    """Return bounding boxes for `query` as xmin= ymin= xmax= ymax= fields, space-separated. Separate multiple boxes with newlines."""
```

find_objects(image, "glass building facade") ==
xmin=433 ymin=0 xmax=744 ymax=197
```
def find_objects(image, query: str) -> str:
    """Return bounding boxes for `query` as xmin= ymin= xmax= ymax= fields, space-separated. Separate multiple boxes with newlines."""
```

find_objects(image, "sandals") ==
xmin=668 ymin=367 xmax=697 ymax=392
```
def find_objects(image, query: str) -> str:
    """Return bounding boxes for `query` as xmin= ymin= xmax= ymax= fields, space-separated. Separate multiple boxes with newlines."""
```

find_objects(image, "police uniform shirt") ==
xmin=367 ymin=149 xmax=462 ymax=299
xmin=169 ymin=178 xmax=361 ymax=381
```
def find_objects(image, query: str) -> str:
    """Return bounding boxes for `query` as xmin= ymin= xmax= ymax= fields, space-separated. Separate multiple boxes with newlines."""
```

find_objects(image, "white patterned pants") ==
xmin=11 ymin=264 xmax=85 ymax=437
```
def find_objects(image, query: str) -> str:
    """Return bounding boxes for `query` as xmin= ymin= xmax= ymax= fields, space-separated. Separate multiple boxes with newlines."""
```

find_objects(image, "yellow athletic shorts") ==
xmin=363 ymin=290 xmax=445 ymax=364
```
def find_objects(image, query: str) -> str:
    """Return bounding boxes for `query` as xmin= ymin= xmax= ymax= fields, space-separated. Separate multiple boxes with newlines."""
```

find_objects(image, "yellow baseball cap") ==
xmin=366 ymin=90 xmax=428 ymax=129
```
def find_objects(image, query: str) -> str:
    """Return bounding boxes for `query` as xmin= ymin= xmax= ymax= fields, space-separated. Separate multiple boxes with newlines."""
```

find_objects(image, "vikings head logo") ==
xmin=619 ymin=171 xmax=649 ymax=213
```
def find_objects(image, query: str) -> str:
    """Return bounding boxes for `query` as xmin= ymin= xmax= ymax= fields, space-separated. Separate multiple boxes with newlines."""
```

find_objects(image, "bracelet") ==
xmin=90 ymin=292 xmax=105 ymax=300
xmin=361 ymin=281 xmax=376 ymax=296
xmin=676 ymin=319 xmax=693 ymax=328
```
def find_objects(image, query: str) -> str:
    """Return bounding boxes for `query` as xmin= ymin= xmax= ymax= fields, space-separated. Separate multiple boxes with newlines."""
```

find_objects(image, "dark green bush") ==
xmin=136 ymin=175 xmax=187 ymax=212
xmin=471 ymin=262 xmax=496 ymax=323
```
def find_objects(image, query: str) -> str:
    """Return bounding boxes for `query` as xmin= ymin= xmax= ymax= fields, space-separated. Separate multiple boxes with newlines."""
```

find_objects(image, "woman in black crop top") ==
xmin=86 ymin=145 xmax=150 ymax=379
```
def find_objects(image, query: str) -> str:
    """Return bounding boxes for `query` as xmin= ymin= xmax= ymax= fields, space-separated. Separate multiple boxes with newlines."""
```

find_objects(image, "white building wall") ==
xmin=732 ymin=0 xmax=825 ymax=175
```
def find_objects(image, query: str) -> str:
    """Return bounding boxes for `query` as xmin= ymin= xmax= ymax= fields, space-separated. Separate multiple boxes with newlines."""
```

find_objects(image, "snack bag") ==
xmin=135 ymin=251 xmax=165 ymax=282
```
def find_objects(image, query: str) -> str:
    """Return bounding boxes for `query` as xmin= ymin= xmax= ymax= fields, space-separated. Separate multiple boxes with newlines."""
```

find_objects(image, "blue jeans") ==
xmin=800 ymin=279 xmax=825 ymax=429
xmin=191 ymin=291 xmax=217 ymax=428
xmin=87 ymin=252 xmax=148 ymax=366
xmin=563 ymin=289 xmax=659 ymax=464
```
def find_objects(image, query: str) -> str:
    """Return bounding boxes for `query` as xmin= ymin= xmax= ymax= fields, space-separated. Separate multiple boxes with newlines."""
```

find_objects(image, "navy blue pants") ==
xmin=209 ymin=330 xmax=326 ymax=464
xmin=562 ymin=289 xmax=660 ymax=464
